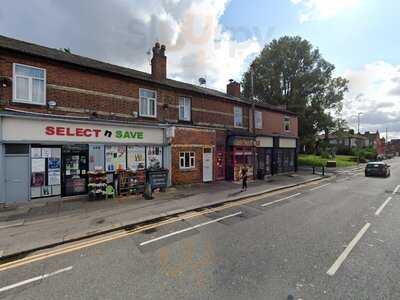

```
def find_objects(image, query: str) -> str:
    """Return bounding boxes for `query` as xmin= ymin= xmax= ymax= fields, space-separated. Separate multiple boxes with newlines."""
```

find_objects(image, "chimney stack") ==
xmin=226 ymin=79 xmax=241 ymax=98
xmin=151 ymin=42 xmax=167 ymax=81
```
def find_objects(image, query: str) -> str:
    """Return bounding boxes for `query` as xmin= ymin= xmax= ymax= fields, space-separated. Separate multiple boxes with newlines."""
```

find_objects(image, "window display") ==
xmin=146 ymin=146 xmax=162 ymax=169
xmin=31 ymin=147 xmax=62 ymax=198
xmin=127 ymin=146 xmax=146 ymax=171
xmin=105 ymin=145 xmax=127 ymax=172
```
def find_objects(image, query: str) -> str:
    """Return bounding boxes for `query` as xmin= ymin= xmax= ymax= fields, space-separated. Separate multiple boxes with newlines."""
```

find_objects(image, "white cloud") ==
xmin=290 ymin=0 xmax=362 ymax=23
xmin=0 ymin=0 xmax=260 ymax=91
xmin=342 ymin=61 xmax=400 ymax=139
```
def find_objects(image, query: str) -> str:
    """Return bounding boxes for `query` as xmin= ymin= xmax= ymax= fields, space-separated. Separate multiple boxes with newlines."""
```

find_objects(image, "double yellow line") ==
xmin=0 ymin=179 xmax=324 ymax=272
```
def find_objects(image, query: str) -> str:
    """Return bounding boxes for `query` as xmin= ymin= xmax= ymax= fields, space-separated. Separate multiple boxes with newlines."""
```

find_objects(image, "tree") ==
xmin=242 ymin=36 xmax=348 ymax=152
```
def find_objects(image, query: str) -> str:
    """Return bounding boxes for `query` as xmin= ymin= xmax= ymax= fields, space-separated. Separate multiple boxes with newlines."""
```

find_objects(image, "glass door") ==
xmin=62 ymin=145 xmax=89 ymax=197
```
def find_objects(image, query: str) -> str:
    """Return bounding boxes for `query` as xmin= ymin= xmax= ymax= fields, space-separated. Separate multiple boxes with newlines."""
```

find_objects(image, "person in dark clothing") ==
xmin=241 ymin=165 xmax=248 ymax=192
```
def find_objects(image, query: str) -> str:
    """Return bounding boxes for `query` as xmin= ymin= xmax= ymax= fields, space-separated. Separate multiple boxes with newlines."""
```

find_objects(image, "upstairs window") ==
xmin=234 ymin=106 xmax=243 ymax=127
xmin=255 ymin=110 xmax=262 ymax=129
xmin=284 ymin=117 xmax=291 ymax=132
xmin=139 ymin=88 xmax=157 ymax=117
xmin=13 ymin=63 xmax=46 ymax=105
xmin=179 ymin=96 xmax=191 ymax=121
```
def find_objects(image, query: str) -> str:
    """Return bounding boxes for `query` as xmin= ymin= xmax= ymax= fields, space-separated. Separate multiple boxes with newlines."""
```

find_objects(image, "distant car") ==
xmin=365 ymin=162 xmax=391 ymax=177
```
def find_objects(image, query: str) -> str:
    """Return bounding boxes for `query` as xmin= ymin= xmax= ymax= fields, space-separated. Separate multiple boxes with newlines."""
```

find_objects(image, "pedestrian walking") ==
xmin=241 ymin=165 xmax=248 ymax=192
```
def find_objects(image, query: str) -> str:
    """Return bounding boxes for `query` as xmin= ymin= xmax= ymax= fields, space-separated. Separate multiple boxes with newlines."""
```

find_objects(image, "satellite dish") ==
xmin=198 ymin=77 xmax=206 ymax=85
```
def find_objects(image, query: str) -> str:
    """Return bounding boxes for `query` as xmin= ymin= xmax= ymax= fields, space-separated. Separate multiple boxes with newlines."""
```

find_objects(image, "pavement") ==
xmin=1 ymin=159 xmax=396 ymax=299
xmin=0 ymin=170 xmax=333 ymax=259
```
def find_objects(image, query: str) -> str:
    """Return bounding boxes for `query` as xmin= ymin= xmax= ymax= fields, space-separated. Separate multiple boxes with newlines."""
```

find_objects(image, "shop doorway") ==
xmin=203 ymin=147 xmax=213 ymax=182
xmin=5 ymin=155 xmax=30 ymax=203
xmin=62 ymin=145 xmax=89 ymax=197
xmin=215 ymin=146 xmax=225 ymax=181
xmin=257 ymin=148 xmax=272 ymax=178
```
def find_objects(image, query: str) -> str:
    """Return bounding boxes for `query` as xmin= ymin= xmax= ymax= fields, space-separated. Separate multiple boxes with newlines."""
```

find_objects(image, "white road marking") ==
xmin=309 ymin=183 xmax=331 ymax=191
xmin=375 ymin=197 xmax=392 ymax=216
xmin=327 ymin=223 xmax=370 ymax=276
xmin=261 ymin=193 xmax=301 ymax=207
xmin=139 ymin=212 xmax=242 ymax=246
xmin=0 ymin=266 xmax=73 ymax=294
xmin=393 ymin=185 xmax=400 ymax=195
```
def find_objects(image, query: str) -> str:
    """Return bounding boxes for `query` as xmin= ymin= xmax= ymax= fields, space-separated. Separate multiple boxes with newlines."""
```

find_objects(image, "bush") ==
xmin=321 ymin=151 xmax=331 ymax=159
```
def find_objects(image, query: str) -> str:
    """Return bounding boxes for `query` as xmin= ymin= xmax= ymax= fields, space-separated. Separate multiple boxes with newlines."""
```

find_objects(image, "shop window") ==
xmin=284 ymin=117 xmax=291 ymax=132
xmin=255 ymin=110 xmax=262 ymax=129
xmin=105 ymin=145 xmax=127 ymax=172
xmin=147 ymin=146 xmax=163 ymax=169
xmin=13 ymin=63 xmax=46 ymax=105
xmin=139 ymin=88 xmax=157 ymax=117
xmin=31 ymin=147 xmax=61 ymax=198
xmin=127 ymin=146 xmax=146 ymax=171
xmin=5 ymin=144 xmax=29 ymax=155
xmin=234 ymin=106 xmax=243 ymax=127
xmin=179 ymin=152 xmax=195 ymax=169
xmin=179 ymin=96 xmax=191 ymax=121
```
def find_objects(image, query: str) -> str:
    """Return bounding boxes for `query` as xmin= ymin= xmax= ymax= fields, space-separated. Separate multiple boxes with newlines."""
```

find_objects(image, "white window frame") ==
xmin=13 ymin=63 xmax=46 ymax=105
xmin=284 ymin=117 xmax=291 ymax=132
xmin=179 ymin=151 xmax=195 ymax=170
xmin=234 ymin=106 xmax=243 ymax=128
xmin=179 ymin=96 xmax=191 ymax=121
xmin=139 ymin=88 xmax=157 ymax=118
xmin=255 ymin=110 xmax=262 ymax=129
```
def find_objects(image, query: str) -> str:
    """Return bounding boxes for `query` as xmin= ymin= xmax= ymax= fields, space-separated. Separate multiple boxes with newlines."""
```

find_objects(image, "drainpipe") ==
xmin=0 ymin=116 xmax=4 ymax=204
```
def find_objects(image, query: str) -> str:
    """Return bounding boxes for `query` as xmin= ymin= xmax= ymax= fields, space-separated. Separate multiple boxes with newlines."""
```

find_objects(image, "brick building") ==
xmin=0 ymin=35 xmax=298 ymax=203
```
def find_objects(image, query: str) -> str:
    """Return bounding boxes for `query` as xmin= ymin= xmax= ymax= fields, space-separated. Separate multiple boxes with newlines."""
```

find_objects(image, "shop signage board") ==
xmin=279 ymin=138 xmax=297 ymax=148
xmin=229 ymin=137 xmax=255 ymax=147
xmin=2 ymin=117 xmax=164 ymax=145
xmin=256 ymin=137 xmax=273 ymax=148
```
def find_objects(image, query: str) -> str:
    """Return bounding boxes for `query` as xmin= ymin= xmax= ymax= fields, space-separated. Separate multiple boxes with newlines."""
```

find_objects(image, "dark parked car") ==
xmin=365 ymin=162 xmax=391 ymax=177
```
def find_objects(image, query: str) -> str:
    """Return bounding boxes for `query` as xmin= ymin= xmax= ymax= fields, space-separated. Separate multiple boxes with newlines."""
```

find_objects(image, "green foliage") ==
xmin=320 ymin=151 xmax=331 ymax=159
xmin=298 ymin=154 xmax=357 ymax=168
xmin=242 ymin=36 xmax=348 ymax=146
xmin=351 ymin=147 xmax=377 ymax=160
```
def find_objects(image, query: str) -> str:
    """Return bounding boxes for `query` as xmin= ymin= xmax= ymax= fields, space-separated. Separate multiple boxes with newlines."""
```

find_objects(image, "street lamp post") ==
xmin=356 ymin=112 xmax=363 ymax=165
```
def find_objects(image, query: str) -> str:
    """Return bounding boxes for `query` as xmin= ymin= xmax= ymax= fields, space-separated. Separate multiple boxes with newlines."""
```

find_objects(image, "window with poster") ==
xmin=31 ymin=146 xmax=62 ymax=198
xmin=105 ymin=145 xmax=127 ymax=172
xmin=127 ymin=146 xmax=146 ymax=171
xmin=146 ymin=146 xmax=163 ymax=170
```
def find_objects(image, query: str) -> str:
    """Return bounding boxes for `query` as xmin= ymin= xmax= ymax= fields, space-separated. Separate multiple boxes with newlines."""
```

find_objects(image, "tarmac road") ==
xmin=1 ymin=158 xmax=399 ymax=299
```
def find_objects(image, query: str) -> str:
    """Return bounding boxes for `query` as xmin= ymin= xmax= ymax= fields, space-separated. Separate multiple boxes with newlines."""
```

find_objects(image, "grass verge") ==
xmin=298 ymin=154 xmax=357 ymax=168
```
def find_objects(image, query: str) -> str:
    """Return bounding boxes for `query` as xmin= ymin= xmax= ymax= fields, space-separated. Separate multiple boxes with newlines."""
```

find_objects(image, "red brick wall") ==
xmin=255 ymin=109 xmax=298 ymax=137
xmin=0 ymin=50 xmax=253 ymax=129
xmin=171 ymin=127 xmax=216 ymax=185
xmin=0 ymin=49 xmax=296 ymax=137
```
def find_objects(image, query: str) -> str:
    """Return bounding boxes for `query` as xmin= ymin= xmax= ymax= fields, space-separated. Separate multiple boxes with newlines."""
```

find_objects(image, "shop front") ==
xmin=227 ymin=136 xmax=255 ymax=181
xmin=255 ymin=136 xmax=273 ymax=179
xmin=273 ymin=137 xmax=298 ymax=174
xmin=0 ymin=115 xmax=167 ymax=203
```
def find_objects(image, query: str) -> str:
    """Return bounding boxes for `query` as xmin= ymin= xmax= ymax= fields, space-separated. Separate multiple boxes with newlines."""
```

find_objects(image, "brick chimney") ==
xmin=227 ymin=79 xmax=241 ymax=98
xmin=151 ymin=42 xmax=167 ymax=81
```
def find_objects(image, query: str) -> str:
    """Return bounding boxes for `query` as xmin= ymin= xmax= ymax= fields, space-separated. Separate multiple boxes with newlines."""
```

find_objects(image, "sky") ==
xmin=0 ymin=0 xmax=399 ymax=139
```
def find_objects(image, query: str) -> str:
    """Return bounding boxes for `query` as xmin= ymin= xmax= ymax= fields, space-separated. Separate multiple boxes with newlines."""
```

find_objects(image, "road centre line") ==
xmin=393 ymin=185 xmax=400 ymax=195
xmin=309 ymin=183 xmax=331 ymax=191
xmin=0 ymin=266 xmax=73 ymax=294
xmin=375 ymin=197 xmax=392 ymax=216
xmin=260 ymin=193 xmax=301 ymax=207
xmin=327 ymin=223 xmax=370 ymax=276
xmin=0 ymin=180 xmax=323 ymax=272
xmin=139 ymin=212 xmax=242 ymax=246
